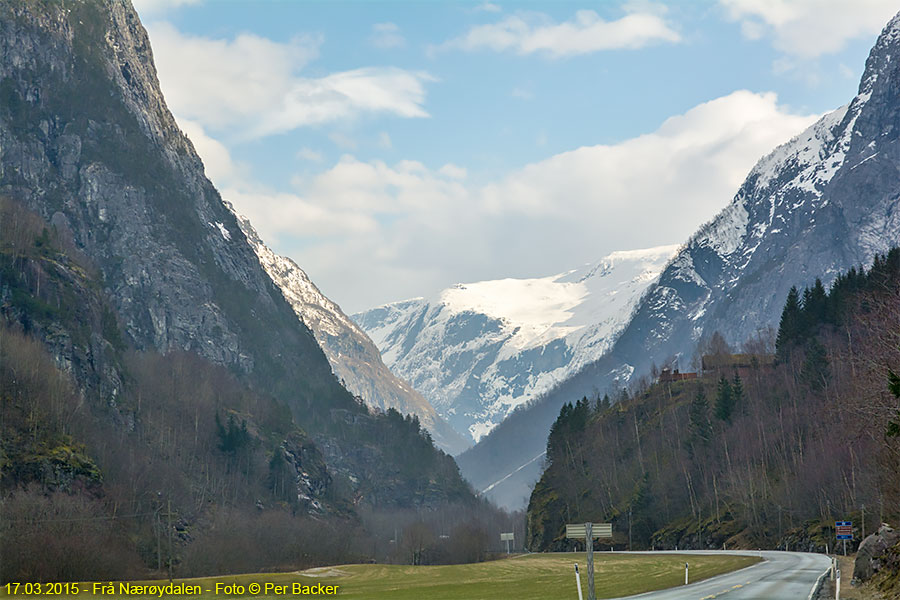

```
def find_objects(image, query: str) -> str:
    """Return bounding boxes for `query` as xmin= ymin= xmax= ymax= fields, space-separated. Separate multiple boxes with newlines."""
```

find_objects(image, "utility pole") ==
xmin=167 ymin=498 xmax=173 ymax=582
xmin=156 ymin=507 xmax=162 ymax=571
xmin=155 ymin=492 xmax=162 ymax=572
xmin=628 ymin=507 xmax=632 ymax=551
xmin=861 ymin=505 xmax=865 ymax=540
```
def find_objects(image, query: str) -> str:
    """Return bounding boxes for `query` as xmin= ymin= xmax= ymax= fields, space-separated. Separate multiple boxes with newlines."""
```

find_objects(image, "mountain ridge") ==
xmin=354 ymin=244 xmax=679 ymax=443
xmin=0 ymin=0 xmax=472 ymax=512
xmin=234 ymin=211 xmax=470 ymax=455
xmin=455 ymin=10 xmax=900 ymax=509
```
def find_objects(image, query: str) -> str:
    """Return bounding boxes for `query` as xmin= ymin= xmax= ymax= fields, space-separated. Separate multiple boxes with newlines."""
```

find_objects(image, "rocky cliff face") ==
xmin=0 ymin=0 xmax=307 ymax=376
xmin=610 ymin=12 xmax=900 ymax=377
xmin=236 ymin=213 xmax=469 ymax=455
xmin=0 ymin=0 xmax=471 ymax=509
xmin=354 ymin=246 xmax=677 ymax=444
xmin=457 ymin=11 xmax=900 ymax=510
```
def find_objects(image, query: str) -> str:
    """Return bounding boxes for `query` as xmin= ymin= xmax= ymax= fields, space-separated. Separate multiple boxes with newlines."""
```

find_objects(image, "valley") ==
xmin=2 ymin=0 xmax=900 ymax=595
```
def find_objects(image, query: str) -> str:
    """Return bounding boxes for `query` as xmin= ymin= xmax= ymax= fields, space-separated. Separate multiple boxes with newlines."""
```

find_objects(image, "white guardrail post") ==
xmin=574 ymin=564 xmax=584 ymax=600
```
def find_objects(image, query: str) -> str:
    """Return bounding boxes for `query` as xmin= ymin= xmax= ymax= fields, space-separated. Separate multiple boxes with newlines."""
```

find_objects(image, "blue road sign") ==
xmin=836 ymin=521 xmax=852 ymax=540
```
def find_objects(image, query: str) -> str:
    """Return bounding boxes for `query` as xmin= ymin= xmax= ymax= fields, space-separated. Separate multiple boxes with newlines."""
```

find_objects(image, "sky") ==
xmin=132 ymin=0 xmax=900 ymax=314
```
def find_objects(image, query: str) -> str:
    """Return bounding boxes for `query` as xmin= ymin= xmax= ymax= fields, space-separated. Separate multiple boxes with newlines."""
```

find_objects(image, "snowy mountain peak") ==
xmin=455 ymin=10 xmax=900 ymax=510
xmin=353 ymin=245 xmax=678 ymax=443
xmin=233 ymin=211 xmax=470 ymax=455
xmin=859 ymin=11 xmax=900 ymax=99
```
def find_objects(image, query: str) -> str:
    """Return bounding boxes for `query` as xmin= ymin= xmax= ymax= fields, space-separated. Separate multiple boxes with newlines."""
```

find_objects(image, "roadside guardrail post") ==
xmin=574 ymin=564 xmax=584 ymax=600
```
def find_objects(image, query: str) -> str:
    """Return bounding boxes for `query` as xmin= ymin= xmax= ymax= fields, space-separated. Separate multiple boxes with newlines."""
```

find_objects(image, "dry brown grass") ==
xmin=819 ymin=555 xmax=887 ymax=600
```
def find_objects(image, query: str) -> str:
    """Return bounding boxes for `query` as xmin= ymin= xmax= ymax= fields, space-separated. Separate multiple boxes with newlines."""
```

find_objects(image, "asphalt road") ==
xmin=611 ymin=550 xmax=831 ymax=600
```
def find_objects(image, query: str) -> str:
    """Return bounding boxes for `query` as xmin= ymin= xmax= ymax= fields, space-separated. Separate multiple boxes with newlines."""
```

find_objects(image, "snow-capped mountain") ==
xmin=353 ymin=245 xmax=678 ymax=444
xmin=235 ymin=214 xmax=469 ymax=455
xmin=611 ymin=13 xmax=900 ymax=371
xmin=456 ymin=11 xmax=900 ymax=510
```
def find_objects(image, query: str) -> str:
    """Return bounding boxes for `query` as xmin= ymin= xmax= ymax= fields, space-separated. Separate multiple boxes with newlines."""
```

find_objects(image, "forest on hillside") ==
xmin=527 ymin=249 xmax=900 ymax=553
xmin=0 ymin=197 xmax=520 ymax=582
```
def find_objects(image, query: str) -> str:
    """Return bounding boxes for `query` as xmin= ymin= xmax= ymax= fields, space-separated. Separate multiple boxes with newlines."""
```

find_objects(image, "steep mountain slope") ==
xmin=457 ymin=11 xmax=900 ymax=509
xmin=526 ymin=251 xmax=900 ymax=552
xmin=235 ymin=214 xmax=469 ymax=455
xmin=0 ymin=0 xmax=470 ymax=511
xmin=354 ymin=245 xmax=678 ymax=443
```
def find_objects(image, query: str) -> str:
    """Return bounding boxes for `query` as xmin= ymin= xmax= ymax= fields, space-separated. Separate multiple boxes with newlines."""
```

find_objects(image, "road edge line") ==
xmin=808 ymin=566 xmax=831 ymax=600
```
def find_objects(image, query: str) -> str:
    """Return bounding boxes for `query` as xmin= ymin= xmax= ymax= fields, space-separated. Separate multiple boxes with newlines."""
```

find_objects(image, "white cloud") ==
xmin=378 ymin=132 xmax=393 ymax=149
xmin=297 ymin=147 xmax=323 ymax=162
xmin=480 ymin=91 xmax=816 ymax=224
xmin=438 ymin=164 xmax=467 ymax=179
xmin=436 ymin=7 xmax=680 ymax=57
xmin=145 ymin=23 xmax=433 ymax=139
xmin=132 ymin=0 xmax=201 ymax=16
xmin=227 ymin=187 xmax=379 ymax=239
xmin=201 ymin=90 xmax=817 ymax=313
xmin=720 ymin=0 xmax=898 ymax=59
xmin=370 ymin=22 xmax=406 ymax=48
xmin=224 ymin=156 xmax=471 ymax=245
xmin=329 ymin=132 xmax=358 ymax=150
xmin=177 ymin=118 xmax=246 ymax=186
xmin=475 ymin=2 xmax=502 ymax=12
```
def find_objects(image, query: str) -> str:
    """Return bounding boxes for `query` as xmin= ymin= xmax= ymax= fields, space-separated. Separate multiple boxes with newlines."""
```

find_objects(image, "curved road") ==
xmin=613 ymin=550 xmax=831 ymax=600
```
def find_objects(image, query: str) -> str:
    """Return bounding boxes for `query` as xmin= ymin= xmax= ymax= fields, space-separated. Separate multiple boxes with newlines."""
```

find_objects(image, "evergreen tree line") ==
xmin=528 ymin=249 xmax=900 ymax=553
xmin=776 ymin=248 xmax=900 ymax=359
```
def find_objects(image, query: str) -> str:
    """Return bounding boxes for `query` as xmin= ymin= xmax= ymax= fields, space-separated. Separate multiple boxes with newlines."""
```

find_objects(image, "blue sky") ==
xmin=134 ymin=0 xmax=898 ymax=313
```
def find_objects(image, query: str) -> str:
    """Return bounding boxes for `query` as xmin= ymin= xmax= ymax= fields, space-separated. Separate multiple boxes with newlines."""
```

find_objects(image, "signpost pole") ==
xmin=586 ymin=522 xmax=595 ymax=600
xmin=500 ymin=533 xmax=514 ymax=555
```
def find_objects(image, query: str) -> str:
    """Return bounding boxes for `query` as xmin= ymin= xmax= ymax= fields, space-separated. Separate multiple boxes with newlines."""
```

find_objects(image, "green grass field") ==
xmin=2 ymin=553 xmax=759 ymax=599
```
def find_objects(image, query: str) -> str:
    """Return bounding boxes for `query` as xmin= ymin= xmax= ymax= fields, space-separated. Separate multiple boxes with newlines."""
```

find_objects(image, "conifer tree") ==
xmin=714 ymin=376 xmax=734 ymax=423
xmin=688 ymin=387 xmax=712 ymax=450
xmin=776 ymin=286 xmax=802 ymax=360
xmin=801 ymin=338 xmax=830 ymax=391
xmin=215 ymin=413 xmax=250 ymax=454
xmin=731 ymin=373 xmax=744 ymax=415
xmin=805 ymin=279 xmax=828 ymax=326
xmin=546 ymin=403 xmax=574 ymax=464
xmin=596 ymin=393 xmax=611 ymax=414
xmin=571 ymin=397 xmax=590 ymax=431
xmin=886 ymin=370 xmax=900 ymax=438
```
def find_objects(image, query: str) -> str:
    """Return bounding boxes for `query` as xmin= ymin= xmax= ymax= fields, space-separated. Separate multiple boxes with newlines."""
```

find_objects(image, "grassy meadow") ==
xmin=2 ymin=552 xmax=760 ymax=599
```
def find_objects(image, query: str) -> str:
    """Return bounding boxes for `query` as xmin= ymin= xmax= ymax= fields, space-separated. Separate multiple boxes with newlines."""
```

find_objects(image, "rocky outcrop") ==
xmin=854 ymin=524 xmax=900 ymax=582
xmin=0 ymin=1 xmax=307 ymax=375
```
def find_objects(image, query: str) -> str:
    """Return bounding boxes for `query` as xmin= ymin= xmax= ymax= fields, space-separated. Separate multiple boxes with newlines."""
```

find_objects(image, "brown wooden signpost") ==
xmin=566 ymin=522 xmax=612 ymax=600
